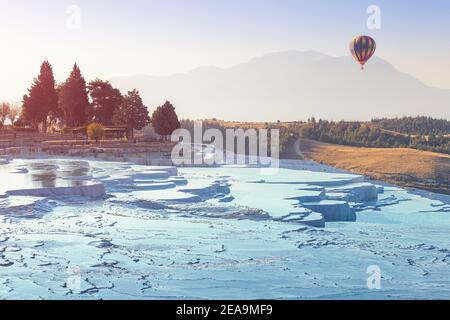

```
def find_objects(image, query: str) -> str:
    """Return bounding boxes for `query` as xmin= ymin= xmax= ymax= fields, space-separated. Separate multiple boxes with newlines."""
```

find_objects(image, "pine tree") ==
xmin=112 ymin=89 xmax=150 ymax=130
xmin=38 ymin=61 xmax=59 ymax=131
xmin=21 ymin=60 xmax=58 ymax=131
xmin=59 ymin=64 xmax=89 ymax=127
xmin=22 ymin=78 xmax=43 ymax=129
xmin=151 ymin=101 xmax=180 ymax=138
xmin=88 ymin=79 xmax=123 ymax=125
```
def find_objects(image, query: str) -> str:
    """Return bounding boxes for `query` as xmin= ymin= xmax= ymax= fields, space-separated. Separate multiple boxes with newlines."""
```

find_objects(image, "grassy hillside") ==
xmin=297 ymin=138 xmax=450 ymax=195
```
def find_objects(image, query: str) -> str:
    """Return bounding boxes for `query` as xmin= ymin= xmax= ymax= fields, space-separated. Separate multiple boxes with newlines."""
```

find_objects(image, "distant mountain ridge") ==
xmin=111 ymin=51 xmax=450 ymax=121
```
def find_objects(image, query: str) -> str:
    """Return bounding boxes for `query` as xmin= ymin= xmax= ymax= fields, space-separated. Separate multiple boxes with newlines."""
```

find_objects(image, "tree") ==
xmin=0 ymin=102 xmax=11 ymax=126
xmin=151 ymin=101 xmax=180 ymax=139
xmin=22 ymin=79 xmax=41 ymax=128
xmin=88 ymin=79 xmax=123 ymax=125
xmin=112 ymin=89 xmax=150 ymax=131
xmin=38 ymin=61 xmax=59 ymax=131
xmin=59 ymin=64 xmax=89 ymax=127
xmin=87 ymin=123 xmax=105 ymax=143
xmin=21 ymin=61 xmax=58 ymax=132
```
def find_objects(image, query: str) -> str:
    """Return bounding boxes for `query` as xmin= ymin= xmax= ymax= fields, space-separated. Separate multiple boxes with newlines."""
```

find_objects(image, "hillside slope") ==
xmin=297 ymin=138 xmax=450 ymax=194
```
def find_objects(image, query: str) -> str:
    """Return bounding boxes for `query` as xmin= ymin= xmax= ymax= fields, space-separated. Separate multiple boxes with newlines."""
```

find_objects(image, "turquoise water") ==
xmin=0 ymin=158 xmax=449 ymax=299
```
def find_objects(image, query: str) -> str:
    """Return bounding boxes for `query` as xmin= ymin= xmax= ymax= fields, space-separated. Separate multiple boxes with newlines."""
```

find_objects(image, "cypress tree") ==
xmin=38 ymin=61 xmax=59 ymax=131
xmin=59 ymin=64 xmax=89 ymax=127
xmin=22 ymin=60 xmax=58 ymax=131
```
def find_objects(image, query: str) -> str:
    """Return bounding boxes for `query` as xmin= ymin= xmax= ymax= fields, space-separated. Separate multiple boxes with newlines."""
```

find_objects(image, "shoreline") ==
xmin=2 ymin=146 xmax=449 ymax=205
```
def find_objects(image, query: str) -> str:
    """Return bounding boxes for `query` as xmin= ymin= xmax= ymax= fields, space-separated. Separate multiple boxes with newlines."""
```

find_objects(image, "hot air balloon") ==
xmin=350 ymin=35 xmax=376 ymax=70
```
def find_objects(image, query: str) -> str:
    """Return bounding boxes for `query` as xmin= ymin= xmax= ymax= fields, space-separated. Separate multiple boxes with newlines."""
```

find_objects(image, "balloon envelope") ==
xmin=350 ymin=35 xmax=376 ymax=70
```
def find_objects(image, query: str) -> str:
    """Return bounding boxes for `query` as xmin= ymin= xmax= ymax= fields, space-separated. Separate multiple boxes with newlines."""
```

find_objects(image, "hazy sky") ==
xmin=1 ymin=0 xmax=450 ymax=102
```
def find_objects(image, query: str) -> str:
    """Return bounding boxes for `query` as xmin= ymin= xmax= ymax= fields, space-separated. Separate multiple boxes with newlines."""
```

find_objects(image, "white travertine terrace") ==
xmin=0 ymin=157 xmax=449 ymax=299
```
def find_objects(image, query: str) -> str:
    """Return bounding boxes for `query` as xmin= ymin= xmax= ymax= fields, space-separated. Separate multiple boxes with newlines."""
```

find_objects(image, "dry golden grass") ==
xmin=299 ymin=139 xmax=450 ymax=193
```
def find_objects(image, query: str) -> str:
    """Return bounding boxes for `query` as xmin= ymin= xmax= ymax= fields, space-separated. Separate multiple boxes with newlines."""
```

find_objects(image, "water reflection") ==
xmin=0 ymin=160 xmax=92 ymax=191
xmin=28 ymin=161 xmax=91 ymax=188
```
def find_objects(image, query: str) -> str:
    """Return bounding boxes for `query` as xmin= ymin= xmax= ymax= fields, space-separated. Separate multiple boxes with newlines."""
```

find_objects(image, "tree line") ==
xmin=284 ymin=118 xmax=450 ymax=155
xmin=371 ymin=116 xmax=450 ymax=136
xmin=2 ymin=60 xmax=180 ymax=138
xmin=180 ymin=118 xmax=450 ymax=157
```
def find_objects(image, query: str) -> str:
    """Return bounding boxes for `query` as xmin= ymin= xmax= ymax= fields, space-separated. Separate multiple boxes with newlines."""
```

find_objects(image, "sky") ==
xmin=1 ymin=0 xmax=450 ymax=103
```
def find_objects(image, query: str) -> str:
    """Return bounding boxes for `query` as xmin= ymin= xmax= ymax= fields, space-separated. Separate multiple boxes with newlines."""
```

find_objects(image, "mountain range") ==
xmin=111 ymin=51 xmax=450 ymax=121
